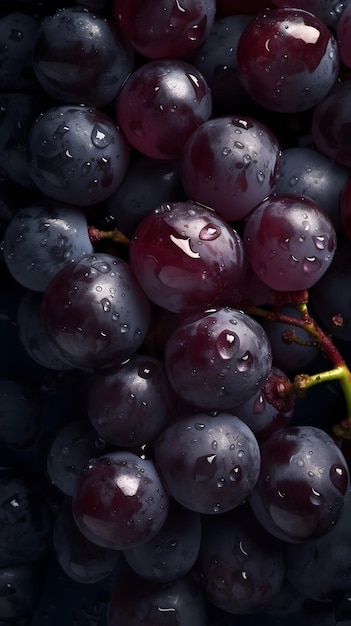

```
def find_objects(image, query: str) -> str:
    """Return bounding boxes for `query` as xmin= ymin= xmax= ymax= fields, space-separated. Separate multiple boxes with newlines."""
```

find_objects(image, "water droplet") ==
xmin=313 ymin=235 xmax=327 ymax=250
xmin=330 ymin=464 xmax=348 ymax=493
xmin=120 ymin=323 xmax=129 ymax=334
xmin=138 ymin=363 xmax=154 ymax=379
xmin=91 ymin=124 xmax=113 ymax=148
xmin=212 ymin=440 xmax=218 ymax=451
xmin=199 ymin=223 xmax=221 ymax=241
xmin=101 ymin=298 xmax=111 ymax=312
xmin=217 ymin=478 xmax=226 ymax=488
xmin=234 ymin=141 xmax=244 ymax=149
xmin=95 ymin=285 xmax=102 ymax=292
xmin=112 ymin=312 xmax=119 ymax=321
xmin=243 ymin=154 xmax=251 ymax=167
xmin=237 ymin=351 xmax=253 ymax=372
xmin=222 ymin=147 xmax=231 ymax=156
xmin=289 ymin=255 xmax=299 ymax=267
xmin=289 ymin=176 xmax=299 ymax=186
xmin=230 ymin=465 xmax=242 ymax=482
xmin=310 ymin=487 xmax=322 ymax=506
xmin=302 ymin=256 xmax=323 ymax=274
xmin=237 ymin=449 xmax=245 ymax=458
xmin=297 ymin=459 xmax=304 ymax=467
xmin=91 ymin=260 xmax=111 ymax=273
xmin=257 ymin=170 xmax=265 ymax=184
xmin=216 ymin=329 xmax=239 ymax=360
xmin=195 ymin=423 xmax=205 ymax=430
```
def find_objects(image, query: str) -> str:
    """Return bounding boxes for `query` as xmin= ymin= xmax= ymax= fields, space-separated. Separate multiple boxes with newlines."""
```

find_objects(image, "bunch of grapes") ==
xmin=2 ymin=1 xmax=351 ymax=625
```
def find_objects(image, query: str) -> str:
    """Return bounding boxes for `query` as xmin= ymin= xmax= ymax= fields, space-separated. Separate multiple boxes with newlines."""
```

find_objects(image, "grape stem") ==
xmin=246 ymin=293 xmax=351 ymax=439
xmin=88 ymin=225 xmax=130 ymax=246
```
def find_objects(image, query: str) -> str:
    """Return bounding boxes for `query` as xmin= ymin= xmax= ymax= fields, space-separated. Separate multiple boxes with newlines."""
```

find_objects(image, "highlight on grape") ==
xmin=2 ymin=1 xmax=351 ymax=624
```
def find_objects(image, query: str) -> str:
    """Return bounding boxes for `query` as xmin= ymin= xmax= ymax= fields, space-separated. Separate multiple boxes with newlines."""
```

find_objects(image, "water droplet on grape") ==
xmin=217 ymin=478 xmax=226 ymax=488
xmin=237 ymin=449 xmax=245 ymax=458
xmin=230 ymin=465 xmax=242 ymax=482
xmin=330 ymin=464 xmax=348 ymax=493
xmin=302 ymin=256 xmax=323 ymax=274
xmin=216 ymin=329 xmax=239 ymax=360
xmin=91 ymin=124 xmax=112 ymax=148
xmin=91 ymin=260 xmax=111 ymax=273
xmin=237 ymin=351 xmax=253 ymax=372
xmin=257 ymin=170 xmax=265 ymax=184
xmin=101 ymin=298 xmax=111 ymax=312
xmin=235 ymin=141 xmax=244 ymax=149
xmin=222 ymin=147 xmax=231 ymax=156
xmin=138 ymin=363 xmax=154 ymax=379
xmin=289 ymin=255 xmax=299 ymax=267
xmin=313 ymin=235 xmax=327 ymax=250
xmin=199 ymin=223 xmax=221 ymax=241
xmin=120 ymin=323 xmax=129 ymax=333
xmin=310 ymin=487 xmax=322 ymax=506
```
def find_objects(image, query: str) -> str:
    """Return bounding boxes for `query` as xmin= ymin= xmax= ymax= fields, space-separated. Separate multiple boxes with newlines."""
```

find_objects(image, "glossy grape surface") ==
xmin=272 ymin=0 xmax=350 ymax=27
xmin=72 ymin=451 xmax=169 ymax=550
xmin=113 ymin=0 xmax=216 ymax=59
xmin=243 ymin=193 xmax=337 ymax=291
xmin=3 ymin=205 xmax=94 ymax=292
xmin=28 ymin=104 xmax=129 ymax=206
xmin=87 ymin=354 xmax=175 ymax=447
xmin=237 ymin=8 xmax=340 ymax=113
xmin=180 ymin=115 xmax=282 ymax=221
xmin=154 ymin=412 xmax=261 ymax=514
xmin=249 ymin=426 xmax=350 ymax=542
xmin=41 ymin=253 xmax=150 ymax=369
xmin=32 ymin=7 xmax=134 ymax=107
xmin=116 ymin=58 xmax=212 ymax=159
xmin=165 ymin=307 xmax=272 ymax=410
xmin=129 ymin=201 xmax=245 ymax=314
xmin=0 ymin=12 xmax=39 ymax=92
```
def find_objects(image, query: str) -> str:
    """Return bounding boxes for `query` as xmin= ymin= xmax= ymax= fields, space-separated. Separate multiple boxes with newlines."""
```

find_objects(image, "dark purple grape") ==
xmin=53 ymin=501 xmax=120 ymax=584
xmin=3 ymin=204 xmax=94 ymax=292
xmin=112 ymin=0 xmax=216 ymax=59
xmin=189 ymin=14 xmax=254 ymax=114
xmin=47 ymin=419 xmax=111 ymax=497
xmin=28 ymin=104 xmax=129 ymax=207
xmin=199 ymin=504 xmax=285 ymax=614
xmin=17 ymin=291 xmax=74 ymax=370
xmin=243 ymin=193 xmax=337 ymax=291
xmin=0 ymin=92 xmax=49 ymax=189
xmin=0 ymin=562 xmax=42 ymax=622
xmin=107 ymin=565 xmax=207 ymax=626
xmin=0 ymin=12 xmax=40 ymax=91
xmin=123 ymin=498 xmax=201 ymax=582
xmin=312 ymin=77 xmax=351 ymax=170
xmin=32 ymin=7 xmax=135 ymax=108
xmin=154 ymin=412 xmax=261 ymax=514
xmin=72 ymin=450 xmax=169 ymax=550
xmin=263 ymin=577 xmax=305 ymax=619
xmin=260 ymin=305 xmax=319 ymax=372
xmin=129 ymin=201 xmax=246 ymax=314
xmin=0 ymin=467 xmax=52 ymax=567
xmin=41 ymin=253 xmax=151 ymax=370
xmin=237 ymin=8 xmax=340 ymax=113
xmin=231 ymin=366 xmax=295 ymax=443
xmin=107 ymin=156 xmax=185 ymax=238
xmin=249 ymin=426 xmax=350 ymax=543
xmin=87 ymin=353 xmax=176 ymax=447
xmin=179 ymin=115 xmax=282 ymax=221
xmin=285 ymin=488 xmax=351 ymax=603
xmin=164 ymin=307 xmax=272 ymax=410
xmin=116 ymin=58 xmax=212 ymax=160
xmin=272 ymin=146 xmax=350 ymax=232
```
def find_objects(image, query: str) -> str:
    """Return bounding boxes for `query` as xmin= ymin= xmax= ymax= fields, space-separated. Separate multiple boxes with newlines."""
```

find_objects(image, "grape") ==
xmin=312 ymin=77 xmax=351 ymax=170
xmin=0 ymin=563 xmax=42 ymax=622
xmin=179 ymin=115 xmax=282 ymax=222
xmin=154 ymin=412 xmax=261 ymax=514
xmin=116 ymin=58 xmax=212 ymax=160
xmin=3 ymin=204 xmax=94 ymax=292
xmin=164 ymin=306 xmax=272 ymax=410
xmin=260 ymin=304 xmax=319 ymax=372
xmin=123 ymin=498 xmax=201 ymax=582
xmin=41 ymin=252 xmax=150 ymax=369
xmin=0 ymin=11 xmax=40 ymax=91
xmin=47 ymin=419 xmax=111 ymax=497
xmin=72 ymin=450 xmax=169 ymax=550
xmin=285 ymin=488 xmax=351 ymax=603
xmin=243 ymin=193 xmax=337 ymax=291
xmin=112 ymin=0 xmax=216 ymax=59
xmin=187 ymin=13 xmax=254 ymax=114
xmin=272 ymin=146 xmax=350 ymax=232
xmin=28 ymin=104 xmax=130 ymax=206
xmin=107 ymin=565 xmax=207 ymax=626
xmin=107 ymin=155 xmax=184 ymax=238
xmin=129 ymin=201 xmax=246 ymax=314
xmin=237 ymin=8 xmax=340 ymax=113
xmin=16 ymin=291 xmax=74 ymax=370
xmin=87 ymin=353 xmax=176 ymax=447
xmin=53 ymin=501 xmax=120 ymax=584
xmin=32 ymin=7 xmax=135 ymax=108
xmin=231 ymin=366 xmax=295 ymax=443
xmin=249 ymin=426 xmax=350 ymax=543
xmin=199 ymin=504 xmax=286 ymax=614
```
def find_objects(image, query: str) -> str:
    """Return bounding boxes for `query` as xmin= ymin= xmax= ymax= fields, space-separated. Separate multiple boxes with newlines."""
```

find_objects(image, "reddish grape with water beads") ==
xmin=243 ymin=193 xmax=337 ymax=291
xmin=237 ymin=8 xmax=340 ymax=113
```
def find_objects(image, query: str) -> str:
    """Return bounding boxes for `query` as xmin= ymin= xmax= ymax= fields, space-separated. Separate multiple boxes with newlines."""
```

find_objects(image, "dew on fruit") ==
xmin=302 ymin=256 xmax=323 ymax=274
xmin=257 ymin=171 xmax=265 ymax=184
xmin=120 ymin=323 xmax=129 ymax=333
xmin=91 ymin=124 xmax=113 ymax=148
xmin=222 ymin=147 xmax=231 ymax=156
xmin=310 ymin=487 xmax=322 ymax=506
xmin=199 ymin=223 xmax=221 ymax=241
xmin=215 ymin=330 xmax=239 ymax=360
xmin=229 ymin=465 xmax=242 ymax=482
xmin=100 ymin=298 xmax=111 ymax=312
xmin=91 ymin=260 xmax=111 ymax=273
xmin=237 ymin=351 xmax=253 ymax=372
xmin=330 ymin=464 xmax=348 ymax=493
xmin=313 ymin=235 xmax=327 ymax=250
